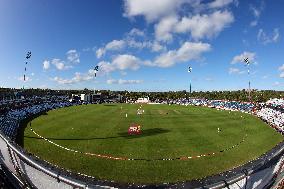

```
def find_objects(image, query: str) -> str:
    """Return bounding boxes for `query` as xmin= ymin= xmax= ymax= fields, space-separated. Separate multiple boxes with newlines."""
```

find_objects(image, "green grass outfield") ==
xmin=23 ymin=104 xmax=283 ymax=184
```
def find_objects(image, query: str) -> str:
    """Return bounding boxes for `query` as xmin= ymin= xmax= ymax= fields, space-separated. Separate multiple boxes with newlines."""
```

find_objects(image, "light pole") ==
xmin=244 ymin=58 xmax=251 ymax=102
xmin=23 ymin=51 xmax=32 ymax=90
xmin=94 ymin=65 xmax=99 ymax=78
xmin=188 ymin=66 xmax=192 ymax=94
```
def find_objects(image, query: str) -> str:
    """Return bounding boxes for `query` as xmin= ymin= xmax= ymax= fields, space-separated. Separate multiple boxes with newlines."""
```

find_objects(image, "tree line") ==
xmin=0 ymin=88 xmax=283 ymax=102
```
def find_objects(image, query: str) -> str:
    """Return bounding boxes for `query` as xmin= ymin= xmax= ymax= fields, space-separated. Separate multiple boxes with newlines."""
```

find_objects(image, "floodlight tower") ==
xmin=188 ymin=66 xmax=192 ymax=94
xmin=244 ymin=57 xmax=251 ymax=102
xmin=23 ymin=51 xmax=32 ymax=90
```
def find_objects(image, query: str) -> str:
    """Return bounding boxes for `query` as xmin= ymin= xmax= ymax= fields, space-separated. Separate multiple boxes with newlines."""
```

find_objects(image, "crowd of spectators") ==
xmin=171 ymin=98 xmax=254 ymax=112
xmin=255 ymin=98 xmax=284 ymax=134
xmin=265 ymin=98 xmax=284 ymax=113
xmin=256 ymin=108 xmax=284 ymax=133
xmin=267 ymin=98 xmax=284 ymax=107
xmin=0 ymin=96 xmax=283 ymax=140
xmin=172 ymin=97 xmax=284 ymax=134
xmin=0 ymin=97 xmax=73 ymax=140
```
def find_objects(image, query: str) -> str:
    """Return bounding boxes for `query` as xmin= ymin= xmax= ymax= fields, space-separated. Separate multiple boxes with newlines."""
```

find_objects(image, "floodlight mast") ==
xmin=188 ymin=66 xmax=192 ymax=95
xmin=23 ymin=51 xmax=32 ymax=90
xmin=244 ymin=58 xmax=251 ymax=102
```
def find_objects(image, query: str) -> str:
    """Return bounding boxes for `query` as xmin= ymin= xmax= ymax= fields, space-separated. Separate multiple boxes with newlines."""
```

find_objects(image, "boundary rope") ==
xmin=30 ymin=127 xmax=247 ymax=161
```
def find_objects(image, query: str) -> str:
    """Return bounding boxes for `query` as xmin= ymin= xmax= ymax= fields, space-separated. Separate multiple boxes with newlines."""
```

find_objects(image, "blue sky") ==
xmin=0 ymin=0 xmax=283 ymax=91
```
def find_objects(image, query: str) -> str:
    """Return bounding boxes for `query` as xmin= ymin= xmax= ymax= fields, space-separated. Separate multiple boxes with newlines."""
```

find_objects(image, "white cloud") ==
xmin=52 ymin=72 xmax=94 ymax=85
xmin=107 ymin=79 xmax=143 ymax=85
xmin=44 ymin=49 xmax=79 ymax=71
xmin=126 ymin=38 xmax=152 ymax=49
xmin=279 ymin=64 xmax=284 ymax=72
xmin=97 ymin=61 xmax=116 ymax=74
xmin=279 ymin=64 xmax=284 ymax=78
xmin=126 ymin=33 xmax=165 ymax=52
xmin=151 ymin=41 xmax=165 ymax=52
xmin=128 ymin=28 xmax=145 ymax=37
xmin=229 ymin=67 xmax=239 ymax=74
xmin=250 ymin=20 xmax=258 ymax=27
xmin=205 ymin=77 xmax=214 ymax=81
xmin=228 ymin=67 xmax=245 ymax=74
xmin=96 ymin=40 xmax=126 ymax=58
xmin=231 ymin=51 xmax=256 ymax=64
xmin=257 ymin=28 xmax=280 ymax=44
xmin=250 ymin=5 xmax=261 ymax=18
xmin=177 ymin=10 xmax=234 ymax=40
xmin=66 ymin=49 xmax=80 ymax=64
xmin=96 ymin=28 xmax=166 ymax=54
xmin=73 ymin=72 xmax=93 ymax=83
xmin=155 ymin=15 xmax=178 ymax=42
xmin=124 ymin=0 xmax=234 ymax=42
xmin=273 ymin=81 xmax=284 ymax=87
xmin=51 ymin=59 xmax=72 ymax=70
xmin=105 ymin=40 xmax=126 ymax=51
xmin=82 ymin=47 xmax=91 ymax=52
xmin=123 ymin=0 xmax=187 ymax=22
xmin=124 ymin=28 xmax=166 ymax=51
xmin=52 ymin=76 xmax=73 ymax=85
xmin=249 ymin=1 xmax=265 ymax=27
xmin=96 ymin=48 xmax=105 ymax=59
xmin=155 ymin=10 xmax=234 ymax=41
xmin=123 ymin=0 xmax=235 ymax=22
xmin=112 ymin=54 xmax=141 ymax=70
xmin=106 ymin=79 xmax=116 ymax=84
xmin=52 ymin=59 xmax=65 ymax=70
xmin=153 ymin=41 xmax=211 ymax=67
xmin=97 ymin=54 xmax=144 ymax=75
xmin=208 ymin=0 xmax=234 ymax=9
xmin=43 ymin=60 xmax=50 ymax=70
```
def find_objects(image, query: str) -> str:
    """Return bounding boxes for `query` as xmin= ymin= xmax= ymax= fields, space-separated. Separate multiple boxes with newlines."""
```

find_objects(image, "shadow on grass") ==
xmin=24 ymin=128 xmax=170 ymax=141
xmin=16 ymin=111 xmax=48 ymax=148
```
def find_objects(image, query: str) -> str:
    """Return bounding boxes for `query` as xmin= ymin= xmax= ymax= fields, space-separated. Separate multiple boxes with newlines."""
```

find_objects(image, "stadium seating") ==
xmin=174 ymin=98 xmax=284 ymax=134
xmin=0 ymin=97 xmax=283 ymax=140
xmin=256 ymin=107 xmax=284 ymax=133
xmin=0 ymin=98 xmax=73 ymax=140
xmin=174 ymin=98 xmax=254 ymax=112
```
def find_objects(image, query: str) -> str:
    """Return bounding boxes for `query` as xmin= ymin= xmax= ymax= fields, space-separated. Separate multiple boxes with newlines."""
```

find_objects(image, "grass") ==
xmin=22 ymin=104 xmax=283 ymax=184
